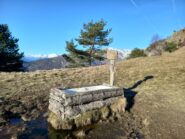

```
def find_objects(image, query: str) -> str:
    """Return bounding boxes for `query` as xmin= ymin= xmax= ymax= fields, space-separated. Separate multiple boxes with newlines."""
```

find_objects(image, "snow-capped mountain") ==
xmin=106 ymin=47 xmax=131 ymax=60
xmin=22 ymin=47 xmax=131 ymax=71
xmin=23 ymin=54 xmax=59 ymax=62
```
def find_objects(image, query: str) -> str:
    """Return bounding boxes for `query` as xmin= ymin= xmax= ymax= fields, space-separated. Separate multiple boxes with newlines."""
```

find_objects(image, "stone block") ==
xmin=48 ymin=85 xmax=126 ymax=130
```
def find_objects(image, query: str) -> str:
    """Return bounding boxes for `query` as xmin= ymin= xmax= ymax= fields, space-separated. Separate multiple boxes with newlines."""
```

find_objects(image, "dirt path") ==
xmin=130 ymin=74 xmax=185 ymax=138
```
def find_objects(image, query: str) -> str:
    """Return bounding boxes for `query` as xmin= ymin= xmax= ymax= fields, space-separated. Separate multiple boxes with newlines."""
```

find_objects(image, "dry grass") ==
xmin=0 ymin=47 xmax=185 ymax=101
xmin=0 ymin=47 xmax=185 ymax=138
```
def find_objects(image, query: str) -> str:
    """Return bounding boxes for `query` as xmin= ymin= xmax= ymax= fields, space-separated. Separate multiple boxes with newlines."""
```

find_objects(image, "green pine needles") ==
xmin=65 ymin=19 xmax=112 ymax=67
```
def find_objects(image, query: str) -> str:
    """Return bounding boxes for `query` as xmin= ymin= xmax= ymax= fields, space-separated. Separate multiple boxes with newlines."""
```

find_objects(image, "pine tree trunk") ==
xmin=89 ymin=45 xmax=94 ymax=66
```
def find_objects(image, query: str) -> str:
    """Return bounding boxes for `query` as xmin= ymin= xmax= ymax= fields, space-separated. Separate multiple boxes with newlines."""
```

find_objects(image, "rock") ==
xmin=100 ymin=106 xmax=110 ymax=120
xmin=50 ymin=85 xmax=123 ymax=106
xmin=11 ymin=134 xmax=17 ymax=139
xmin=143 ymin=118 xmax=150 ymax=126
xmin=48 ymin=111 xmax=73 ymax=130
xmin=110 ymin=97 xmax=126 ymax=114
xmin=30 ymin=109 xmax=40 ymax=119
xmin=0 ymin=117 xmax=6 ymax=126
xmin=73 ymin=130 xmax=86 ymax=138
xmin=115 ymin=113 xmax=122 ymax=121
xmin=10 ymin=106 xmax=26 ymax=114
xmin=24 ymin=102 xmax=36 ymax=111
xmin=43 ymin=112 xmax=48 ymax=118
xmin=108 ymin=117 xmax=115 ymax=123
xmin=0 ymin=108 xmax=5 ymax=116
xmin=48 ymin=85 xmax=126 ymax=130
xmin=21 ymin=114 xmax=31 ymax=121
xmin=0 ymin=96 xmax=4 ymax=104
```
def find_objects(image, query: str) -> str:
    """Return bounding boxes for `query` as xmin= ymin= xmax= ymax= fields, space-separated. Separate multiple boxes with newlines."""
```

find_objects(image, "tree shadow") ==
xmin=124 ymin=76 xmax=154 ymax=112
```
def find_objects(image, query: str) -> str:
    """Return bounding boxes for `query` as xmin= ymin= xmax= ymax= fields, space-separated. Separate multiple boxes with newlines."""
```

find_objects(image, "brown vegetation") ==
xmin=0 ymin=47 xmax=185 ymax=138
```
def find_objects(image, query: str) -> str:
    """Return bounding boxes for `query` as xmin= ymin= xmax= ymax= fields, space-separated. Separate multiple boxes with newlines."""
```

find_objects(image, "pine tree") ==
xmin=65 ymin=40 xmax=90 ymax=67
xmin=0 ymin=24 xmax=24 ymax=71
xmin=75 ymin=19 xmax=112 ymax=65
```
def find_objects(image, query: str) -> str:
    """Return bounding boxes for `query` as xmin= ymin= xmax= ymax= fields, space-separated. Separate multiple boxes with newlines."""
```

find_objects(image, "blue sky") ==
xmin=0 ymin=0 xmax=185 ymax=55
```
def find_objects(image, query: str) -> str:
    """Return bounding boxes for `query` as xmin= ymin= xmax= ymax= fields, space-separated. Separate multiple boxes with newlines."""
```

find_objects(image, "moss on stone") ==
xmin=74 ymin=110 xmax=101 ymax=128
xmin=48 ymin=97 xmax=126 ymax=130
xmin=100 ymin=106 xmax=110 ymax=119
xmin=48 ymin=111 xmax=74 ymax=130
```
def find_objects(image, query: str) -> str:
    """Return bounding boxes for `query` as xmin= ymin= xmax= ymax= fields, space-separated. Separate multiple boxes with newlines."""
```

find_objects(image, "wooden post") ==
xmin=110 ymin=59 xmax=115 ymax=86
xmin=107 ymin=50 xmax=118 ymax=86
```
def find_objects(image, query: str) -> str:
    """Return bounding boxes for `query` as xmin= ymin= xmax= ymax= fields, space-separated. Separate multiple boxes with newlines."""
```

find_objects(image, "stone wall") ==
xmin=48 ymin=85 xmax=126 ymax=130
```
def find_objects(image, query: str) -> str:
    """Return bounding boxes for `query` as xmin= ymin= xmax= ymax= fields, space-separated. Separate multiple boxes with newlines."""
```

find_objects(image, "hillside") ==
xmin=146 ymin=28 xmax=185 ymax=56
xmin=0 ymin=47 xmax=185 ymax=138
xmin=166 ymin=28 xmax=185 ymax=45
xmin=23 ymin=55 xmax=68 ymax=71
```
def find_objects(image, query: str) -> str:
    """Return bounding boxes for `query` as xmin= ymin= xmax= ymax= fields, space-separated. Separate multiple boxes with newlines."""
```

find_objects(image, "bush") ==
xmin=129 ymin=48 xmax=147 ymax=58
xmin=165 ymin=42 xmax=177 ymax=52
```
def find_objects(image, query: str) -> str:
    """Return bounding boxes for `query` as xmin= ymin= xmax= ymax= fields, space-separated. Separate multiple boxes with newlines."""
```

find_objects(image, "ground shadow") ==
xmin=124 ymin=75 xmax=154 ymax=112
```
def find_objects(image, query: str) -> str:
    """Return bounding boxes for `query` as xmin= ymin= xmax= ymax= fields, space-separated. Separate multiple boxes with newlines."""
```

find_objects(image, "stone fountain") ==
xmin=48 ymin=50 xmax=126 ymax=130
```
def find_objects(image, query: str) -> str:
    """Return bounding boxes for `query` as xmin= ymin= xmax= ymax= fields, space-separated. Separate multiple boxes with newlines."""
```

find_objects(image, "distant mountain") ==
xmin=23 ymin=55 xmax=68 ymax=71
xmin=23 ymin=54 xmax=59 ymax=62
xmin=23 ymin=48 xmax=131 ymax=71
xmin=107 ymin=47 xmax=131 ymax=60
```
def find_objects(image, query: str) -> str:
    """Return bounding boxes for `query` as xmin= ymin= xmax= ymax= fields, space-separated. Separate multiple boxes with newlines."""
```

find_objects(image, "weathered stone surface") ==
xmin=48 ymin=85 xmax=126 ymax=130
xmin=74 ymin=109 xmax=101 ymax=128
xmin=48 ymin=96 xmax=126 ymax=130
xmin=70 ymin=94 xmax=93 ymax=106
xmin=48 ymin=111 xmax=74 ymax=130
xmin=49 ymin=94 xmax=65 ymax=104
xmin=72 ymin=96 xmax=123 ymax=116
xmin=50 ymin=86 xmax=123 ymax=107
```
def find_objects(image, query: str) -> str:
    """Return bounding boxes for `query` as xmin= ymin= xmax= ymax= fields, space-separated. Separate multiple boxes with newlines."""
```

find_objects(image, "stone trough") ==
xmin=48 ymin=84 xmax=126 ymax=130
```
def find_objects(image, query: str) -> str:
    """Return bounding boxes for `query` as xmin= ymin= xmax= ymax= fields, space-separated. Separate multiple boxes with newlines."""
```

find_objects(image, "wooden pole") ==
xmin=110 ymin=59 xmax=115 ymax=86
xmin=107 ymin=49 xmax=118 ymax=86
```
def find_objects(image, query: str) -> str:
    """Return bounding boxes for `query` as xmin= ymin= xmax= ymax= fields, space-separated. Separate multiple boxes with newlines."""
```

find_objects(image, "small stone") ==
xmin=21 ymin=114 xmax=31 ymax=121
xmin=10 ymin=106 xmax=26 ymax=114
xmin=108 ymin=117 xmax=115 ymax=123
xmin=0 ymin=109 xmax=5 ymax=116
xmin=73 ymin=130 xmax=86 ymax=138
xmin=99 ymin=119 xmax=103 ymax=123
xmin=11 ymin=134 xmax=17 ymax=139
xmin=0 ymin=117 xmax=6 ymax=126
xmin=30 ymin=109 xmax=40 ymax=119
xmin=100 ymin=106 xmax=110 ymax=120
xmin=143 ymin=118 xmax=150 ymax=126
xmin=48 ymin=112 xmax=73 ymax=130
xmin=0 ymin=99 xmax=4 ymax=104
xmin=43 ymin=112 xmax=48 ymax=118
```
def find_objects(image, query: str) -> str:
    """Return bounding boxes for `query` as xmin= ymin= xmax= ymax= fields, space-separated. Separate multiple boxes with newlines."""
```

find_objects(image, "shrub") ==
xmin=129 ymin=48 xmax=147 ymax=58
xmin=165 ymin=42 xmax=177 ymax=52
